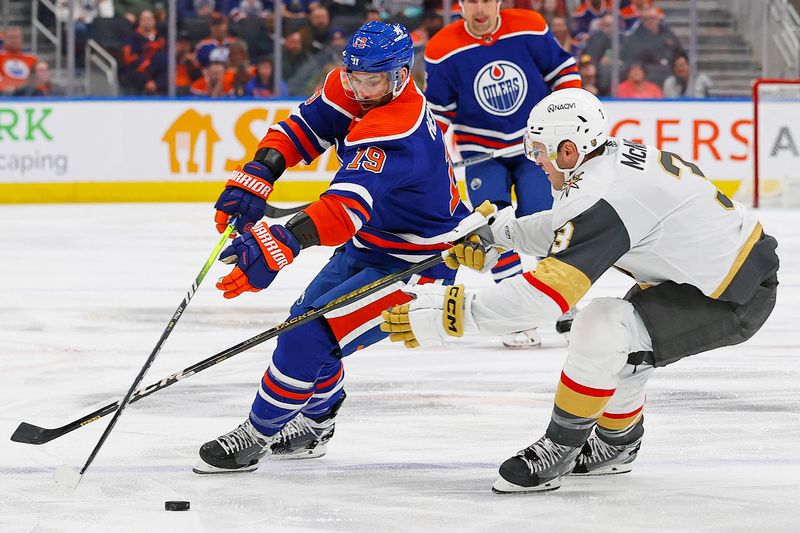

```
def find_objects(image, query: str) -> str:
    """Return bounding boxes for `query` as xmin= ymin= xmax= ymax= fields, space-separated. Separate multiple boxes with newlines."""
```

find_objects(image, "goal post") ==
xmin=753 ymin=78 xmax=800 ymax=208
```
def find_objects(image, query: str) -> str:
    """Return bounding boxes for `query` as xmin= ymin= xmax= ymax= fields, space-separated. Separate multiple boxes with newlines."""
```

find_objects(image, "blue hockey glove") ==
xmin=216 ymin=222 xmax=300 ymax=299
xmin=214 ymin=161 xmax=276 ymax=235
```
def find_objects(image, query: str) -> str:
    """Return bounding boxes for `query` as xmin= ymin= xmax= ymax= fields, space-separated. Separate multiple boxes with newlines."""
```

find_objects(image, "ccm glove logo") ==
xmin=442 ymin=284 xmax=465 ymax=337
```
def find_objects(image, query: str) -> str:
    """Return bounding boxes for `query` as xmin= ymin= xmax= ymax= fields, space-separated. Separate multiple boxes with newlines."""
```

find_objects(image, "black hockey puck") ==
xmin=165 ymin=501 xmax=190 ymax=511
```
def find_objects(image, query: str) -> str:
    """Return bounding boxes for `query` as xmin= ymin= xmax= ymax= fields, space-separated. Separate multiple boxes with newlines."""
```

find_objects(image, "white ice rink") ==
xmin=1 ymin=203 xmax=798 ymax=532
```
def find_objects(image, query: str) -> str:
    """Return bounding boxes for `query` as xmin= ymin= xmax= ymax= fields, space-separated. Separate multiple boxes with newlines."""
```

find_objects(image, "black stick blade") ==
xmin=10 ymin=422 xmax=54 ymax=445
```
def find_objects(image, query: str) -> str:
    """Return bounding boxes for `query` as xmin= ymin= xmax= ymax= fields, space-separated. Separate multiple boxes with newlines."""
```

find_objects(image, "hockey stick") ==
xmin=263 ymin=202 xmax=309 ymax=218
xmin=45 ymin=221 xmax=237 ymax=484
xmin=11 ymin=253 xmax=445 ymax=446
xmin=452 ymin=143 xmax=525 ymax=168
xmin=260 ymin=144 xmax=525 ymax=218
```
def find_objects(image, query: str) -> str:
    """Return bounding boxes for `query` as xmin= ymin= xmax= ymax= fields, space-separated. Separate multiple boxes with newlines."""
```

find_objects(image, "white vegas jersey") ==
xmin=470 ymin=137 xmax=771 ymax=335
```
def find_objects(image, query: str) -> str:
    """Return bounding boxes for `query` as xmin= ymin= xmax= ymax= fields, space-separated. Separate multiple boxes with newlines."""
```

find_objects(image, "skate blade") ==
xmin=501 ymin=339 xmax=542 ymax=349
xmin=491 ymin=476 xmax=561 ymax=494
xmin=192 ymin=459 xmax=260 ymax=475
xmin=571 ymin=463 xmax=633 ymax=477
xmin=271 ymin=446 xmax=327 ymax=461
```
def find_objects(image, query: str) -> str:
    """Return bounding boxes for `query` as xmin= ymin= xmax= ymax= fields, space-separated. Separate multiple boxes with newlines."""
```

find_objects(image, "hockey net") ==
xmin=753 ymin=79 xmax=800 ymax=207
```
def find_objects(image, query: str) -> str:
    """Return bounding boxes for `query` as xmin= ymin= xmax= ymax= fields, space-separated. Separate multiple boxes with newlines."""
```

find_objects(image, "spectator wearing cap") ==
xmin=622 ymin=5 xmax=683 ymax=86
xmin=176 ymin=31 xmax=203 ymax=95
xmin=616 ymin=62 xmax=663 ymax=99
xmin=244 ymin=56 xmax=288 ymax=97
xmin=195 ymin=13 xmax=238 ymax=67
xmin=662 ymin=53 xmax=713 ymax=98
xmin=0 ymin=26 xmax=38 ymax=95
xmin=571 ymin=0 xmax=609 ymax=41
xmin=191 ymin=60 xmax=234 ymax=96
xmin=13 ymin=61 xmax=64 ymax=96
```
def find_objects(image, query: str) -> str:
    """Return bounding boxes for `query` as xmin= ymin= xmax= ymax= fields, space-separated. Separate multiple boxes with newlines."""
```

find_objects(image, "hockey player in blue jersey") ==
xmin=193 ymin=21 xmax=470 ymax=474
xmin=425 ymin=0 xmax=581 ymax=347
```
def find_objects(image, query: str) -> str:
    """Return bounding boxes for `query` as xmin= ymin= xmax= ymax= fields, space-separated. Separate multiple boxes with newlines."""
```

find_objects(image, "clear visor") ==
xmin=524 ymin=132 xmax=555 ymax=163
xmin=340 ymin=68 xmax=394 ymax=102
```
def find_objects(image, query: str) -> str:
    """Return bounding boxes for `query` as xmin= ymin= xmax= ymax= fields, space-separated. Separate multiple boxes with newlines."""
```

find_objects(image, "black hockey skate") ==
xmin=571 ymin=435 xmax=641 ymax=476
xmin=555 ymin=308 xmax=577 ymax=334
xmin=492 ymin=436 xmax=581 ymax=493
xmin=193 ymin=419 xmax=277 ymax=474
xmin=270 ymin=415 xmax=335 ymax=459
xmin=271 ymin=393 xmax=344 ymax=459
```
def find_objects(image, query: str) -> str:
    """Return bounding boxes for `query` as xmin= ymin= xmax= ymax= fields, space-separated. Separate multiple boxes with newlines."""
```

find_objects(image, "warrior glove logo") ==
xmin=252 ymin=224 xmax=291 ymax=270
xmin=353 ymin=37 xmax=368 ymax=49
xmin=473 ymin=61 xmax=528 ymax=117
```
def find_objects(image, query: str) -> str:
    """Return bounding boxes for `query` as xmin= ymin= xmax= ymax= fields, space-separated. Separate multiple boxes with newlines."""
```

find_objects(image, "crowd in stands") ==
xmin=1 ymin=0 xmax=713 ymax=99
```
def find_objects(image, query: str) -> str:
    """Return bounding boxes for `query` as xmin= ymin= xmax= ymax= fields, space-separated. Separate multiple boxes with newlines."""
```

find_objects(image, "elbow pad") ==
xmin=253 ymin=147 xmax=287 ymax=179
xmin=285 ymin=211 xmax=321 ymax=249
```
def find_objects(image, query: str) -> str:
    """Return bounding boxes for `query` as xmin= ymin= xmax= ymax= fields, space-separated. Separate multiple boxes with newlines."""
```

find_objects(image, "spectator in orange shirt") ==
xmin=191 ymin=60 xmax=234 ymax=97
xmin=616 ymin=62 xmax=663 ymax=99
xmin=0 ymin=26 xmax=38 ymax=95
xmin=224 ymin=40 xmax=255 ymax=97
xmin=176 ymin=32 xmax=202 ymax=95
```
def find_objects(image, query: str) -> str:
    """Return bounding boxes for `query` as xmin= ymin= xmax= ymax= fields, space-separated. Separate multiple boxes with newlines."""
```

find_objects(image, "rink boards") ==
xmin=0 ymin=96 xmax=787 ymax=203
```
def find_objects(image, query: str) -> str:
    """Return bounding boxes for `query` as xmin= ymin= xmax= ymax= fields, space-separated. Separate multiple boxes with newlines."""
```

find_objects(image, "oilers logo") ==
xmin=2 ymin=58 xmax=32 ymax=80
xmin=473 ymin=61 xmax=528 ymax=117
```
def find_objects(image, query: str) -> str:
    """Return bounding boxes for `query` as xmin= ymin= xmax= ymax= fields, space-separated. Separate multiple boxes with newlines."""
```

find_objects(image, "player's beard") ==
xmin=359 ymin=93 xmax=393 ymax=111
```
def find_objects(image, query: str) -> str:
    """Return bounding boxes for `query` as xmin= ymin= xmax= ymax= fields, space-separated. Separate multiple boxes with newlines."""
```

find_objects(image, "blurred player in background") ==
xmin=193 ymin=21 xmax=469 ymax=474
xmin=382 ymin=88 xmax=779 ymax=493
xmin=424 ymin=0 xmax=581 ymax=348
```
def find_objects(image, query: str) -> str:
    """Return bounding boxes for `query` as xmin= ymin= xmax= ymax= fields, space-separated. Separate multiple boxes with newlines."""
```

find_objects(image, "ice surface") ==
xmin=1 ymin=203 xmax=798 ymax=532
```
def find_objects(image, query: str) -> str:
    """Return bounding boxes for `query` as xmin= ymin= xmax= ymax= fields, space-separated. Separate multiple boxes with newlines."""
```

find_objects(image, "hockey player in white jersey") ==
xmin=381 ymin=88 xmax=779 ymax=493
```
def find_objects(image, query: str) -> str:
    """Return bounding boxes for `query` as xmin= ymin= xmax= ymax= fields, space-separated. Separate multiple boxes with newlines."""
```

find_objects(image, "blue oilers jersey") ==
xmin=425 ymin=9 xmax=582 ymax=158
xmin=263 ymin=70 xmax=469 ymax=276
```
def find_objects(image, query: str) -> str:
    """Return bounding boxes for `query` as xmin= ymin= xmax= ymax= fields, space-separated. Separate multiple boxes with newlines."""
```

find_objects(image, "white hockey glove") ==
xmin=380 ymin=284 xmax=479 ymax=348
xmin=443 ymin=201 xmax=502 ymax=272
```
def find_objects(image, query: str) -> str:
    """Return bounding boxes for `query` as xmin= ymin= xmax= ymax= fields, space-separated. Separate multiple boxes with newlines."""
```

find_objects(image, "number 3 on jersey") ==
xmin=347 ymin=146 xmax=387 ymax=174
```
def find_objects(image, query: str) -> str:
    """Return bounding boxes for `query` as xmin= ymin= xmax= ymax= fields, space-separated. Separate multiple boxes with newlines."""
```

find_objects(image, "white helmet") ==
xmin=524 ymin=88 xmax=609 ymax=175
